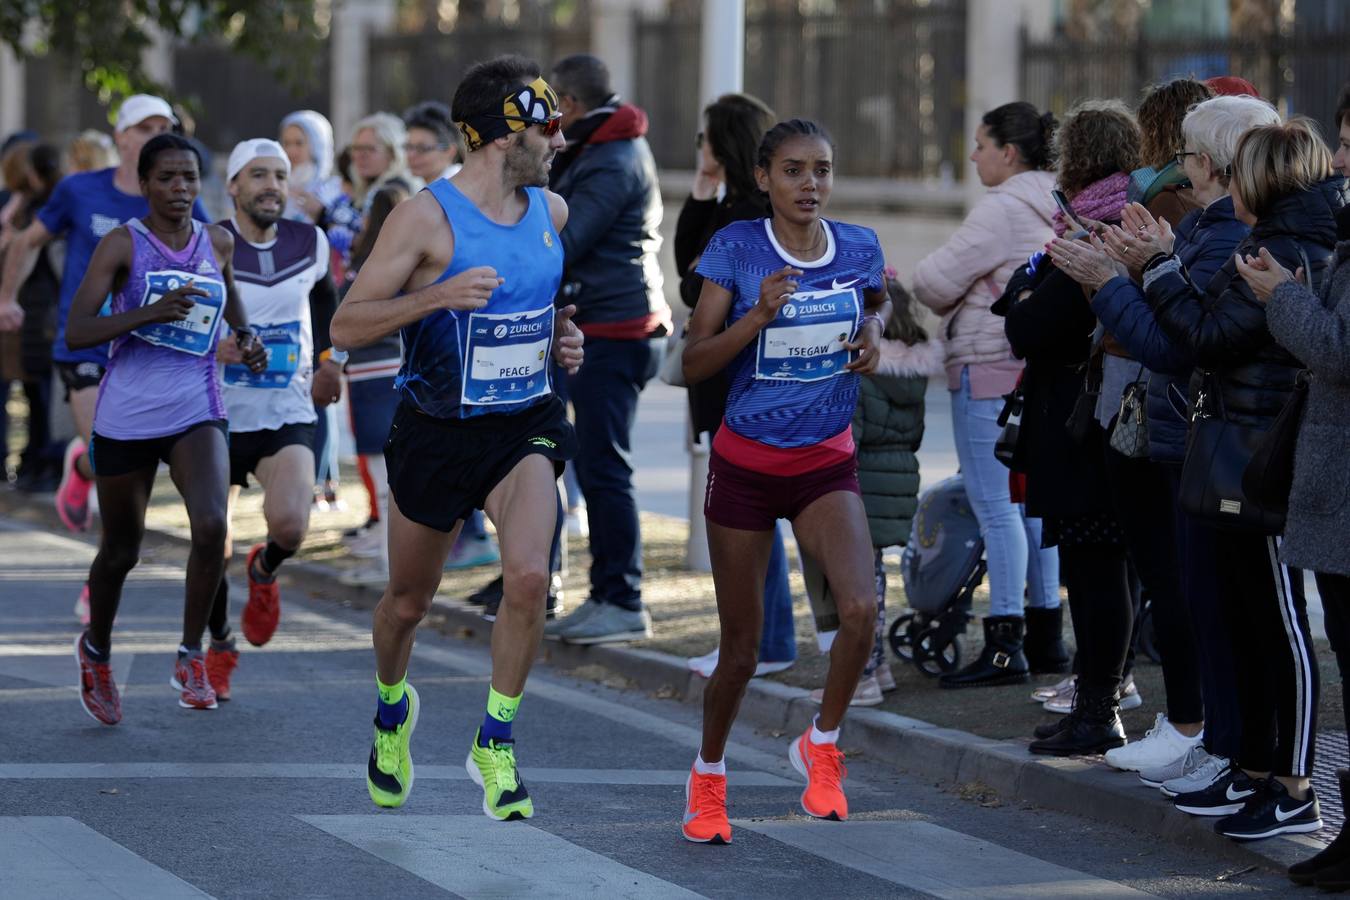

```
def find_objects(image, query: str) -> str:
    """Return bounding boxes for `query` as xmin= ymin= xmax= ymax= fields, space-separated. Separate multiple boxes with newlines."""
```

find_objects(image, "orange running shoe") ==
xmin=682 ymin=766 xmax=731 ymax=844
xmin=241 ymin=543 xmax=280 ymax=647
xmin=206 ymin=640 xmax=240 ymax=702
xmin=75 ymin=632 xmax=120 ymax=726
xmin=789 ymin=728 xmax=849 ymax=821
xmin=171 ymin=652 xmax=218 ymax=710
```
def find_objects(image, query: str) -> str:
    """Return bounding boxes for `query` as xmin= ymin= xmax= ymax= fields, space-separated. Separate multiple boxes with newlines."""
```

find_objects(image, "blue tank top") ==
xmin=396 ymin=179 xmax=563 ymax=419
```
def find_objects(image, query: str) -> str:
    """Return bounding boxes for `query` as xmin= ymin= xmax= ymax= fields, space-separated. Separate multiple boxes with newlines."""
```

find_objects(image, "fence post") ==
xmin=0 ymin=42 xmax=23 ymax=140
xmin=964 ymin=0 xmax=1024 ymax=210
xmin=332 ymin=0 xmax=395 ymax=145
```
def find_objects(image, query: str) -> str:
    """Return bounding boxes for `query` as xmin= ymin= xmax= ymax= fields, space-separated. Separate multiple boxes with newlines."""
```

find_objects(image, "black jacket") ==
xmin=1002 ymin=261 xmax=1114 ymax=520
xmin=674 ymin=191 xmax=768 ymax=437
xmin=1145 ymin=176 xmax=1348 ymax=428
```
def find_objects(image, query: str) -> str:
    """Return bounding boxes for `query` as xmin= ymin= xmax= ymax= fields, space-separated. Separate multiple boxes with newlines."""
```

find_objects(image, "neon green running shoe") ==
xmin=367 ymin=683 xmax=419 ymax=808
xmin=465 ymin=729 xmax=534 ymax=821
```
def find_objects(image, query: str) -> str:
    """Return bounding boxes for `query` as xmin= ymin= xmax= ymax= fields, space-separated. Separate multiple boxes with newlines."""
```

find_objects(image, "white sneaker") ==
xmin=1043 ymin=680 xmax=1077 ymax=714
xmin=876 ymin=664 xmax=897 ymax=693
xmin=567 ymin=507 xmax=589 ymax=539
xmin=1031 ymin=674 xmax=1074 ymax=704
xmin=687 ymin=648 xmax=794 ymax=679
xmin=345 ymin=528 xmax=382 ymax=559
xmin=1118 ymin=673 xmax=1143 ymax=710
xmin=810 ymin=675 xmax=883 ymax=708
xmin=1140 ymin=743 xmax=1207 ymax=789
xmin=1159 ymin=750 xmax=1229 ymax=798
xmin=1103 ymin=713 xmax=1202 ymax=772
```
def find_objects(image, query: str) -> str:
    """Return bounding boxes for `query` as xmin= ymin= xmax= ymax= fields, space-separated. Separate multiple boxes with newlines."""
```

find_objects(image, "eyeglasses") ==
xmin=350 ymin=144 xmax=384 ymax=155
xmin=488 ymin=112 xmax=563 ymax=138
xmin=403 ymin=142 xmax=447 ymax=155
xmin=1173 ymin=150 xmax=1200 ymax=167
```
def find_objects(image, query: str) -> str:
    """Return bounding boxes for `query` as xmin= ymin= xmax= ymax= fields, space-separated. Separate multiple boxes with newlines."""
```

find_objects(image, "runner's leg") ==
xmin=790 ymin=490 xmax=876 ymax=732
xmin=208 ymin=484 xmax=243 ymax=640
xmin=372 ymin=498 xmax=459 ymax=684
xmin=698 ymin=522 xmax=774 ymax=764
xmin=68 ymin=385 xmax=97 ymax=480
xmin=254 ymin=443 xmax=316 ymax=569
xmin=167 ymin=424 xmax=230 ymax=649
xmin=86 ymin=464 xmax=157 ymax=651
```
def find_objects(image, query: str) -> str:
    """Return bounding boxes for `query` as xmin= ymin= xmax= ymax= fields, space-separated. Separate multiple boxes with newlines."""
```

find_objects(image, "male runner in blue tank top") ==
xmin=331 ymin=55 xmax=583 ymax=822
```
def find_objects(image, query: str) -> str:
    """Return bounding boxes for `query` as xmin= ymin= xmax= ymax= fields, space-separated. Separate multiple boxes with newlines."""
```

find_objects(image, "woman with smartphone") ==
xmin=912 ymin=102 xmax=1067 ymax=689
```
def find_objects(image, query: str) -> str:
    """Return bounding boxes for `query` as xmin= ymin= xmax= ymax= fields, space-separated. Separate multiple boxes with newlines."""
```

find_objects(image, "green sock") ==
xmin=480 ymin=685 xmax=520 ymax=745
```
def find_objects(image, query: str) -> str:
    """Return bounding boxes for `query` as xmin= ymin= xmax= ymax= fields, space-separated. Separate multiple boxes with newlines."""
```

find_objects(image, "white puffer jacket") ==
xmin=913 ymin=169 xmax=1057 ymax=399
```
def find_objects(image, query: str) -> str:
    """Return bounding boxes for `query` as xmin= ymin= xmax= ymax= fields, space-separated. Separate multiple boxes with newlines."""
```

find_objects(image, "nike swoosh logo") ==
xmin=1275 ymin=800 xmax=1314 ymax=822
xmin=683 ymin=811 xmax=699 ymax=824
xmin=1226 ymin=785 xmax=1254 ymax=801
xmin=831 ymin=278 xmax=859 ymax=290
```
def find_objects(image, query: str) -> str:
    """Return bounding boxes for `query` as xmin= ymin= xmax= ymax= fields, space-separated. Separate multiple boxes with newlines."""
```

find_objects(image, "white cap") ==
xmin=115 ymin=94 xmax=177 ymax=132
xmin=227 ymin=139 xmax=291 ymax=182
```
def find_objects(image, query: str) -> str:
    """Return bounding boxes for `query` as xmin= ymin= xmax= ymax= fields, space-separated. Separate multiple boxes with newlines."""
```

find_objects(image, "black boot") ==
xmin=1023 ymin=606 xmax=1070 ymax=675
xmin=939 ymin=616 xmax=1029 ymax=689
xmin=1033 ymin=707 xmax=1077 ymax=740
xmin=1028 ymin=681 xmax=1125 ymax=756
xmin=1293 ymin=770 xmax=1350 ymax=886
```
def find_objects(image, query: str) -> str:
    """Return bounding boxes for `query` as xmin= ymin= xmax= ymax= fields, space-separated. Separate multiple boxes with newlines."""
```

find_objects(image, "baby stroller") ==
xmin=889 ymin=474 xmax=986 ymax=677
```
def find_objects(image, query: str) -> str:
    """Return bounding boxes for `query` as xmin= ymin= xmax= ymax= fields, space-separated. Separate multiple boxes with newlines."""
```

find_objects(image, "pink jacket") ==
xmin=913 ymin=169 xmax=1057 ymax=399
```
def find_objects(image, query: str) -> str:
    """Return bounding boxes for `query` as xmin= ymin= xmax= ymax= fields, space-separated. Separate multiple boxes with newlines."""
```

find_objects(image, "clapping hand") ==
xmin=1235 ymin=246 xmax=1302 ymax=303
xmin=1047 ymin=234 xmax=1118 ymax=292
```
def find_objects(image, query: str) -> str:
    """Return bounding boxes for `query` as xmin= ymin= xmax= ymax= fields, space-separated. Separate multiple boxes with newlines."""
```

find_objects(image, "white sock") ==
xmin=694 ymin=754 xmax=726 ymax=776
xmin=810 ymin=718 xmax=840 ymax=745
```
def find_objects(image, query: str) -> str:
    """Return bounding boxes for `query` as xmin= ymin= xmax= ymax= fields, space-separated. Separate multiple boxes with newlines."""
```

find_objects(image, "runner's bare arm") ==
xmin=66 ymin=227 xmax=207 ymax=349
xmin=330 ymin=194 xmax=499 ymax=350
xmin=547 ymin=190 xmax=569 ymax=234
xmin=0 ymin=219 xmax=53 ymax=330
xmin=683 ymin=266 xmax=800 ymax=384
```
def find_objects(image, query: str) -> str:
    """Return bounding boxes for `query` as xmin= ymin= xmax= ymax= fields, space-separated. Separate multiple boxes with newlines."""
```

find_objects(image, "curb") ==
xmin=2 ymin=489 xmax=1318 ymax=876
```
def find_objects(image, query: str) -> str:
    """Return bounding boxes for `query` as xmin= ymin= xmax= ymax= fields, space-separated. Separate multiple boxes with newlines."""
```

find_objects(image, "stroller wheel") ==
xmin=888 ymin=613 xmax=918 ymax=662
xmin=913 ymin=630 xmax=962 ymax=677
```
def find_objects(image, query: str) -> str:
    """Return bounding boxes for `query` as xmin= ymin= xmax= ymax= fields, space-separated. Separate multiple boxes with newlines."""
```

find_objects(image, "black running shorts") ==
xmin=384 ymin=396 xmax=576 ymax=533
xmin=88 ymin=420 xmax=227 ymax=478
xmin=229 ymin=421 xmax=317 ymax=487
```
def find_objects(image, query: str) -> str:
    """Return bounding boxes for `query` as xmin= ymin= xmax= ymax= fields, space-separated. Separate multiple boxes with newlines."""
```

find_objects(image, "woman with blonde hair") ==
xmin=66 ymin=130 xmax=118 ymax=173
xmin=349 ymin=112 xmax=415 ymax=211
xmin=1134 ymin=118 xmax=1342 ymax=840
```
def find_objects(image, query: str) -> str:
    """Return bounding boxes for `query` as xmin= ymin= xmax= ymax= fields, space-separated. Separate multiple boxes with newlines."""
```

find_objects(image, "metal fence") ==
xmin=1022 ymin=32 xmax=1350 ymax=143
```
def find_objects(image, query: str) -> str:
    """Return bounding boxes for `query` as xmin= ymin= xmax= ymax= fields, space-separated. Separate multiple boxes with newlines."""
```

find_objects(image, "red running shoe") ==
xmin=75 ymin=632 xmax=120 ymax=725
xmin=241 ymin=543 xmax=280 ymax=647
xmin=681 ymin=767 xmax=732 ymax=844
xmin=171 ymin=653 xmax=218 ymax=710
xmin=206 ymin=640 xmax=240 ymax=702
xmin=788 ymin=728 xmax=849 ymax=821
xmin=56 ymin=439 xmax=93 ymax=533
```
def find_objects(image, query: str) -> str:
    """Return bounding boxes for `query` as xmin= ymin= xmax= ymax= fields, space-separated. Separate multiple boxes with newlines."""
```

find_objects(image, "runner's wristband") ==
xmin=234 ymin=326 xmax=255 ymax=346
xmin=859 ymin=313 xmax=884 ymax=334
xmin=323 ymin=348 xmax=349 ymax=367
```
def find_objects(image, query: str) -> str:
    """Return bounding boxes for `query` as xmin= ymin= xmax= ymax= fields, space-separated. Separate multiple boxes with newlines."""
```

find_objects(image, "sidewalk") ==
xmin=2 ymin=480 xmax=1337 ymax=879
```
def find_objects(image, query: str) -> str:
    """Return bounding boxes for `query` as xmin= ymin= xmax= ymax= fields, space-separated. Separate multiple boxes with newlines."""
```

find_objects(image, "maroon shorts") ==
xmin=703 ymin=449 xmax=860 ymax=532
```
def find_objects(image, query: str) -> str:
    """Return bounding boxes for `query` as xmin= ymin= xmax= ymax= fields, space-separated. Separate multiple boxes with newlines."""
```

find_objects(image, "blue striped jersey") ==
xmin=695 ymin=218 xmax=885 ymax=448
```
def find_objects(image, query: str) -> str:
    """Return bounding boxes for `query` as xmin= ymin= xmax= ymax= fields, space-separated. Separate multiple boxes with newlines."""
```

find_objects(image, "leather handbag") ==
xmin=994 ymin=382 xmax=1026 ymax=470
xmin=1108 ymin=364 xmax=1150 ymax=459
xmin=1242 ymin=370 xmax=1311 ymax=517
xmin=1179 ymin=371 xmax=1285 ymax=533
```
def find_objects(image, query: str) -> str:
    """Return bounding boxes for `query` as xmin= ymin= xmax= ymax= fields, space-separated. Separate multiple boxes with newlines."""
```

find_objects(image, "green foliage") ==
xmin=0 ymin=1 xmax=323 ymax=104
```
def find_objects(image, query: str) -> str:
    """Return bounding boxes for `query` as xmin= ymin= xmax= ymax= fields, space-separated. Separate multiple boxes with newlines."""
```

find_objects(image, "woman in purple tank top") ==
xmin=63 ymin=134 xmax=267 ymax=724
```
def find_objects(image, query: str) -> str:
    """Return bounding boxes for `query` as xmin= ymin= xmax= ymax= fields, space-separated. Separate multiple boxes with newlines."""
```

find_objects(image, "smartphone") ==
xmin=1051 ymin=189 xmax=1090 ymax=239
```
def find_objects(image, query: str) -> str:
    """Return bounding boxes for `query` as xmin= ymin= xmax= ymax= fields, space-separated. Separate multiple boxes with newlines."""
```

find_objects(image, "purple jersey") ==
xmin=93 ymin=219 xmax=227 ymax=440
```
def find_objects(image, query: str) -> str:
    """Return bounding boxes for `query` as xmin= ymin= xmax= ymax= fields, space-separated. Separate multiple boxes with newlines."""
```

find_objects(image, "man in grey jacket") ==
xmin=545 ymin=54 xmax=670 ymax=645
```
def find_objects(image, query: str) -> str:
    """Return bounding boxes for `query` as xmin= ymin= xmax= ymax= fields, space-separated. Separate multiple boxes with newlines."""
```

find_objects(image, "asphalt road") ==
xmin=0 ymin=517 xmax=1294 ymax=898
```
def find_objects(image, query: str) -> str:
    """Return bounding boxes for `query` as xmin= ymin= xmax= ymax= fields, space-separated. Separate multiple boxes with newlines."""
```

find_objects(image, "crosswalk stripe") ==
xmin=300 ymin=814 xmax=705 ymax=899
xmin=0 ymin=762 xmax=792 ymax=786
xmin=0 ymin=816 xmax=212 ymax=899
xmin=735 ymin=819 xmax=1150 ymax=898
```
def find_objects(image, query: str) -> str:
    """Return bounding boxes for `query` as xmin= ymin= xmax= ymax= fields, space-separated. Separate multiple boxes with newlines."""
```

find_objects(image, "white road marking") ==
xmin=0 ymin=762 xmax=792 ymax=786
xmin=300 ymin=814 xmax=705 ymax=899
xmin=735 ymin=819 xmax=1151 ymax=898
xmin=0 ymin=816 xmax=212 ymax=899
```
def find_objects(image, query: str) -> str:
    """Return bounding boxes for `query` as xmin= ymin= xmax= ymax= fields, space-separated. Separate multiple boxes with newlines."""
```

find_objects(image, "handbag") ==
xmin=1242 ymin=369 xmax=1311 ymax=517
xmin=658 ymin=326 xmax=688 ymax=387
xmin=994 ymin=382 xmax=1026 ymax=470
xmin=1179 ymin=371 xmax=1285 ymax=533
xmin=1065 ymin=346 xmax=1103 ymax=445
xmin=1108 ymin=364 xmax=1150 ymax=458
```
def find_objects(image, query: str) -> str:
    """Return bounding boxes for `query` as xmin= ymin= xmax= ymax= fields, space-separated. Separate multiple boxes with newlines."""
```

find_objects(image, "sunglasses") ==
xmin=489 ymin=112 xmax=563 ymax=138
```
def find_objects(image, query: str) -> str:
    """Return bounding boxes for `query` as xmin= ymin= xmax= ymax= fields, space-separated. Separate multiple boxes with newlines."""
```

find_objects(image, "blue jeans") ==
xmin=951 ymin=367 xmax=1060 ymax=616
xmin=566 ymin=337 xmax=664 ymax=611
xmin=759 ymin=527 xmax=797 ymax=663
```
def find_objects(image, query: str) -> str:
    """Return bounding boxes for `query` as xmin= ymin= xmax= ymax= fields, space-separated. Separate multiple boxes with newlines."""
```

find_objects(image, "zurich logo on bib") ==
xmin=755 ymin=287 xmax=860 ymax=382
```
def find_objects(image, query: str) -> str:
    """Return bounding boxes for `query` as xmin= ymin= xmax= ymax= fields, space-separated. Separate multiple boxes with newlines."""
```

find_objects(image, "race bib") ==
xmin=462 ymin=306 xmax=554 ymax=407
xmin=131 ymin=270 xmax=225 ymax=357
xmin=224 ymin=321 xmax=302 ymax=388
xmin=754 ymin=288 xmax=860 ymax=382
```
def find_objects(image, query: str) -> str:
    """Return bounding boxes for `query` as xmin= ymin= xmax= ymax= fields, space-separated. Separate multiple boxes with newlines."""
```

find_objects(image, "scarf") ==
xmin=1054 ymin=171 xmax=1130 ymax=237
